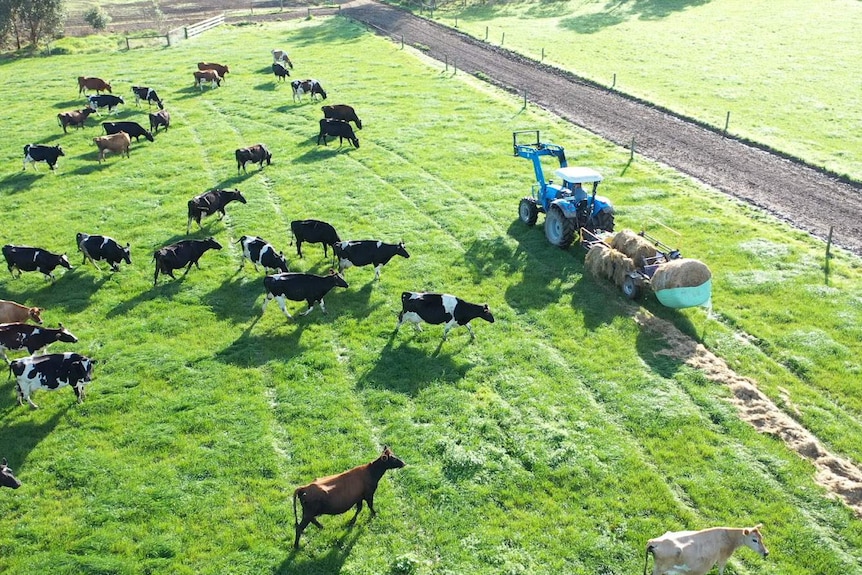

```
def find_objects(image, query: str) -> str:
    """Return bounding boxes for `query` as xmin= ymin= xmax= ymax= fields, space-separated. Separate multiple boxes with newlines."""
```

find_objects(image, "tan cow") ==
xmin=78 ymin=76 xmax=112 ymax=94
xmin=93 ymin=131 xmax=131 ymax=163
xmin=0 ymin=299 xmax=43 ymax=325
xmin=193 ymin=69 xmax=222 ymax=91
xmin=57 ymin=108 xmax=94 ymax=133
xmin=645 ymin=525 xmax=769 ymax=575
xmin=197 ymin=62 xmax=229 ymax=80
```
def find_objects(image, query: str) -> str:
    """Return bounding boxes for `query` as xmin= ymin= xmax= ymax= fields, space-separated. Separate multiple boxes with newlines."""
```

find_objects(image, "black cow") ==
xmin=131 ymin=86 xmax=164 ymax=109
xmin=1 ymin=458 xmax=21 ymax=489
xmin=322 ymin=104 xmax=362 ymax=130
xmin=317 ymin=119 xmax=360 ymax=149
xmin=149 ymin=110 xmax=171 ymax=134
xmin=102 ymin=121 xmax=154 ymax=142
xmin=334 ymin=240 xmax=409 ymax=280
xmin=262 ymin=270 xmax=348 ymax=319
xmin=2 ymin=245 xmax=71 ymax=282
xmin=237 ymin=235 xmax=289 ymax=273
xmin=396 ymin=292 xmax=495 ymax=340
xmin=22 ymin=144 xmax=64 ymax=171
xmin=0 ymin=323 xmax=78 ymax=364
xmin=290 ymin=219 xmax=340 ymax=259
xmin=187 ymin=189 xmax=247 ymax=234
xmin=272 ymin=62 xmax=290 ymax=82
xmin=152 ymin=237 xmax=222 ymax=286
xmin=235 ymin=144 xmax=272 ymax=174
xmin=10 ymin=352 xmax=96 ymax=409
xmin=76 ymin=233 xmax=131 ymax=272
xmin=87 ymin=94 xmax=125 ymax=114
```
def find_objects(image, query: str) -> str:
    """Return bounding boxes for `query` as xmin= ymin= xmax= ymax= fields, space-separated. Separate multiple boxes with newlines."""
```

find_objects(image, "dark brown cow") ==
xmin=292 ymin=447 xmax=405 ymax=548
xmin=0 ymin=300 xmax=43 ymax=325
xmin=149 ymin=110 xmax=171 ymax=134
xmin=57 ymin=108 xmax=94 ymax=133
xmin=197 ymin=62 xmax=229 ymax=80
xmin=78 ymin=76 xmax=112 ymax=94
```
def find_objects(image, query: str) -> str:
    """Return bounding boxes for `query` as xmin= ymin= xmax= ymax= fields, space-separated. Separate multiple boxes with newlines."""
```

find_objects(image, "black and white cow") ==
xmin=322 ymin=104 xmax=362 ymax=130
xmin=1 ymin=458 xmax=21 ymax=489
xmin=10 ymin=352 xmax=96 ymax=409
xmin=2 ymin=245 xmax=71 ymax=282
xmin=262 ymin=270 xmax=348 ymax=319
xmin=102 ymin=121 xmax=154 ymax=142
xmin=272 ymin=62 xmax=291 ymax=82
xmin=235 ymin=144 xmax=272 ymax=174
xmin=131 ymin=86 xmax=164 ymax=109
xmin=87 ymin=94 xmax=125 ymax=114
xmin=291 ymin=79 xmax=327 ymax=103
xmin=0 ymin=323 xmax=78 ymax=364
xmin=290 ymin=219 xmax=340 ymax=259
xmin=187 ymin=189 xmax=247 ymax=234
xmin=396 ymin=292 xmax=495 ymax=340
xmin=76 ymin=233 xmax=131 ymax=272
xmin=149 ymin=110 xmax=170 ymax=134
xmin=334 ymin=240 xmax=409 ymax=279
xmin=22 ymin=144 xmax=64 ymax=171
xmin=317 ymin=119 xmax=359 ymax=149
xmin=152 ymin=237 xmax=222 ymax=286
xmin=237 ymin=235 xmax=289 ymax=273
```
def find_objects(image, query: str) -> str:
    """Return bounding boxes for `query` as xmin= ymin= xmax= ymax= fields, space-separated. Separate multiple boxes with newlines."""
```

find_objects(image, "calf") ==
xmin=131 ymin=85 xmax=164 ymax=109
xmin=237 ymin=235 xmax=289 ymax=274
xmin=293 ymin=447 xmax=405 ymax=548
xmin=322 ymin=104 xmax=362 ymax=130
xmin=317 ymin=118 xmax=359 ymax=149
xmin=2 ymin=245 xmax=71 ymax=282
xmin=197 ymin=62 xmax=229 ymax=80
xmin=187 ymin=189 xmax=247 ymax=234
xmin=87 ymin=94 xmax=125 ymax=114
xmin=76 ymin=233 xmax=131 ymax=272
xmin=57 ymin=108 xmax=94 ymax=133
xmin=78 ymin=76 xmax=111 ymax=94
xmin=22 ymin=144 xmax=64 ymax=171
xmin=0 ymin=323 xmax=78 ymax=364
xmin=396 ymin=292 xmax=495 ymax=340
xmin=93 ymin=131 xmax=131 ymax=163
xmin=149 ymin=110 xmax=171 ymax=134
xmin=153 ymin=237 xmax=222 ymax=286
xmin=271 ymin=49 xmax=293 ymax=68
xmin=645 ymin=525 xmax=769 ymax=575
xmin=103 ymin=121 xmax=154 ymax=142
xmin=262 ymin=270 xmax=348 ymax=318
xmin=194 ymin=69 xmax=222 ymax=90
xmin=10 ymin=352 xmax=96 ymax=409
xmin=291 ymin=79 xmax=327 ymax=102
xmin=290 ymin=219 xmax=340 ymax=259
xmin=334 ymin=240 xmax=409 ymax=280
xmin=0 ymin=300 xmax=43 ymax=325
xmin=235 ymin=144 xmax=271 ymax=174
xmin=1 ymin=459 xmax=21 ymax=489
xmin=272 ymin=62 xmax=290 ymax=82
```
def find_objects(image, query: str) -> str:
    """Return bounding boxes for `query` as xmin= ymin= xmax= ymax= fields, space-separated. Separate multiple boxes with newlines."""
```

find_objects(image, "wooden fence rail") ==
xmin=184 ymin=13 xmax=225 ymax=39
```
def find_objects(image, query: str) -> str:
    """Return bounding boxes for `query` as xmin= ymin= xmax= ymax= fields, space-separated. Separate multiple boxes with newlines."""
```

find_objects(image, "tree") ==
xmin=0 ymin=0 xmax=65 ymax=50
xmin=83 ymin=5 xmax=110 ymax=31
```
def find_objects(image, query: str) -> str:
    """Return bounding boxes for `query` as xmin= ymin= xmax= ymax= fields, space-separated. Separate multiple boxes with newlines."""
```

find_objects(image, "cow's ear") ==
xmin=743 ymin=528 xmax=751 ymax=535
xmin=125 ymin=243 xmax=130 ymax=249
xmin=328 ymin=268 xmax=336 ymax=276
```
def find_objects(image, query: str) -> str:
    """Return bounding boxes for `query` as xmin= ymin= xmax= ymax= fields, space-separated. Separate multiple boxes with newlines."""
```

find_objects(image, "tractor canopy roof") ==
xmin=554 ymin=167 xmax=603 ymax=184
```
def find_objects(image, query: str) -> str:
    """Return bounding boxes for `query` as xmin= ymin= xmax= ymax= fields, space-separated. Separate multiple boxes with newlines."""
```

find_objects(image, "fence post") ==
xmin=501 ymin=32 xmax=505 ymax=45
xmin=126 ymin=37 xmax=130 ymax=50
xmin=445 ymin=54 xmax=448 ymax=72
xmin=630 ymin=137 xmax=635 ymax=161
xmin=166 ymin=33 xmax=170 ymax=47
xmin=541 ymin=47 xmax=544 ymax=62
xmin=723 ymin=111 xmax=730 ymax=137
xmin=611 ymin=73 xmax=616 ymax=90
xmin=455 ymin=17 xmax=458 ymax=27
xmin=184 ymin=27 xmax=189 ymax=39
xmin=308 ymin=7 xmax=311 ymax=17
xmin=453 ymin=59 xmax=457 ymax=75
xmin=485 ymin=26 xmax=488 ymax=40
xmin=401 ymin=35 xmax=404 ymax=49
xmin=523 ymin=89 xmax=527 ymax=109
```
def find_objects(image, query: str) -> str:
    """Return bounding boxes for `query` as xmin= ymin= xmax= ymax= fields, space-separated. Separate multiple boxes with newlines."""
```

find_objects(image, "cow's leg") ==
xmin=374 ymin=264 xmax=382 ymax=280
xmin=442 ymin=319 xmax=458 ymax=340
xmin=15 ymin=384 xmax=24 ymax=406
xmin=294 ymin=517 xmax=312 ymax=549
xmin=347 ymin=500 xmax=364 ymax=525
xmin=24 ymin=391 xmax=39 ymax=409
xmin=153 ymin=266 xmax=160 ymax=286
xmin=296 ymin=241 xmax=303 ymax=258
xmin=276 ymin=296 xmax=293 ymax=319
xmin=181 ymin=262 xmax=194 ymax=277
xmin=466 ymin=323 xmax=476 ymax=339
xmin=366 ymin=492 xmax=377 ymax=516
xmin=73 ymin=384 xmax=83 ymax=404
xmin=301 ymin=299 xmax=318 ymax=316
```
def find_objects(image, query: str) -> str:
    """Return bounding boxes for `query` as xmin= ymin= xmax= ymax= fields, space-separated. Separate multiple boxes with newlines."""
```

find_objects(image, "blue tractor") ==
xmin=513 ymin=130 xmax=615 ymax=248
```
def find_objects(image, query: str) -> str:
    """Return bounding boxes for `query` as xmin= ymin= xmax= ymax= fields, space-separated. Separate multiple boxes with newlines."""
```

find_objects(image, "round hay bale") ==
xmin=585 ymin=244 xmax=635 ymax=287
xmin=610 ymin=229 xmax=657 ymax=268
xmin=584 ymin=245 xmax=609 ymax=279
xmin=651 ymin=259 xmax=712 ymax=291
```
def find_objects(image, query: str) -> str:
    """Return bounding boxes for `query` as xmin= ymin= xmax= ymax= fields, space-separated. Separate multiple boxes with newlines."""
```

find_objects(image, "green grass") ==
xmin=408 ymin=0 xmax=862 ymax=182
xmin=1 ymin=16 xmax=861 ymax=575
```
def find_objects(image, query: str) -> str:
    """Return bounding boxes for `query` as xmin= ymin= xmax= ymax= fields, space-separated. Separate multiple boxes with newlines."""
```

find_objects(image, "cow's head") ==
xmin=117 ymin=96 xmax=125 ymax=104
xmin=379 ymin=446 xmax=406 ymax=470
xmin=58 ymin=254 xmax=72 ymax=270
xmin=55 ymin=146 xmax=65 ymax=157
xmin=122 ymin=243 xmax=132 ymax=265
xmin=328 ymin=268 xmax=349 ymax=289
xmin=205 ymin=237 xmax=223 ymax=251
xmin=231 ymin=189 xmax=248 ymax=204
xmin=28 ymin=307 xmax=43 ymax=325
xmin=1 ymin=458 xmax=21 ymax=490
xmin=478 ymin=303 xmax=495 ymax=324
xmin=743 ymin=525 xmax=769 ymax=558
xmin=314 ymin=84 xmax=327 ymax=100
xmin=273 ymin=252 xmax=289 ymax=273
xmin=348 ymin=135 xmax=360 ymax=149
xmin=396 ymin=241 xmax=410 ymax=259
xmin=55 ymin=323 xmax=78 ymax=344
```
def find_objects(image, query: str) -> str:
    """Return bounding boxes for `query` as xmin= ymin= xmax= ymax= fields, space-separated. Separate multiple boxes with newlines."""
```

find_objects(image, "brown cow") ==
xmin=194 ymin=69 xmax=222 ymax=91
xmin=78 ymin=76 xmax=112 ymax=95
xmin=292 ymin=446 xmax=405 ymax=548
xmin=93 ymin=132 xmax=131 ymax=163
xmin=197 ymin=62 xmax=229 ymax=80
xmin=645 ymin=525 xmax=769 ymax=575
xmin=0 ymin=299 xmax=43 ymax=325
xmin=57 ymin=108 xmax=94 ymax=133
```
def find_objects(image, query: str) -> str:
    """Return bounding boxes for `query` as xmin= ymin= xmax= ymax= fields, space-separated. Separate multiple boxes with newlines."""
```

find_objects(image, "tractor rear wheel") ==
xmin=544 ymin=206 xmax=576 ymax=248
xmin=519 ymin=198 xmax=538 ymax=226
xmin=594 ymin=208 xmax=615 ymax=233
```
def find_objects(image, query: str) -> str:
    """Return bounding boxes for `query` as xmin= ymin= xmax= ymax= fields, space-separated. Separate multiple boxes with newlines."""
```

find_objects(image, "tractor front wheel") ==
xmin=544 ymin=206 xmax=576 ymax=248
xmin=519 ymin=198 xmax=539 ymax=226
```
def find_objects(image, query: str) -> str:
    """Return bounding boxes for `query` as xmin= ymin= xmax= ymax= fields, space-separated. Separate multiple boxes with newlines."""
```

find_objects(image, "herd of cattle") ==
xmin=4 ymin=48 xmax=772 ymax=575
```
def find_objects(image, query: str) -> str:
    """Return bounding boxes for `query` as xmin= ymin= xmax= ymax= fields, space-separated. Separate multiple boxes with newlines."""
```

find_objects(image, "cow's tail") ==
xmin=644 ymin=544 xmax=654 ymax=575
